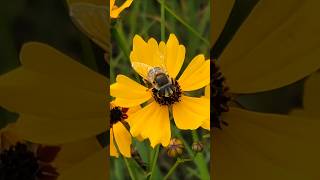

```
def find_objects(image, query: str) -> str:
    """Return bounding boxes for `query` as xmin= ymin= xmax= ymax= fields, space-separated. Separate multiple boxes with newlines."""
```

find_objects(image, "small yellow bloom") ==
xmin=111 ymin=34 xmax=210 ymax=147
xmin=110 ymin=102 xmax=133 ymax=158
xmin=110 ymin=0 xmax=133 ymax=18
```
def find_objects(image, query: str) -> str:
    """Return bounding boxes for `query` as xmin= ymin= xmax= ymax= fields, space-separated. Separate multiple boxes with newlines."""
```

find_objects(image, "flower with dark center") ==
xmin=0 ymin=143 xmax=59 ymax=180
xmin=111 ymin=34 xmax=210 ymax=147
xmin=110 ymin=103 xmax=132 ymax=158
xmin=211 ymin=60 xmax=230 ymax=129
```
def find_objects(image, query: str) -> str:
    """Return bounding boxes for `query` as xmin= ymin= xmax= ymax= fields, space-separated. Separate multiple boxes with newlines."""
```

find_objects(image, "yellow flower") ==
xmin=110 ymin=102 xmax=133 ymax=158
xmin=110 ymin=0 xmax=133 ymax=18
xmin=200 ymin=85 xmax=210 ymax=130
xmin=67 ymin=0 xmax=110 ymax=53
xmin=212 ymin=0 xmax=320 ymax=179
xmin=0 ymin=42 xmax=109 ymax=178
xmin=111 ymin=34 xmax=210 ymax=147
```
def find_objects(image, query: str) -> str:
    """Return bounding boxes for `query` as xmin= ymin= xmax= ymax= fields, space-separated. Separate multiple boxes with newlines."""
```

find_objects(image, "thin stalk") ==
xmin=157 ymin=0 xmax=209 ymax=46
xmin=123 ymin=157 xmax=137 ymax=180
xmin=149 ymin=145 xmax=160 ymax=180
xmin=160 ymin=0 xmax=166 ymax=40
xmin=163 ymin=158 xmax=192 ymax=180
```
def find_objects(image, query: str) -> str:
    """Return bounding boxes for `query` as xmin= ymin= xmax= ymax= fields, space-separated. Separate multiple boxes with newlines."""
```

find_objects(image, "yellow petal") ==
xmin=129 ymin=102 xmax=170 ymax=147
xmin=12 ymin=114 xmax=106 ymax=144
xmin=211 ymin=0 xmax=235 ymax=45
xmin=20 ymin=42 xmax=107 ymax=94
xmin=110 ymin=129 xmax=119 ymax=157
xmin=112 ymin=122 xmax=132 ymax=157
xmin=58 ymin=149 xmax=108 ymax=180
xmin=178 ymin=55 xmax=210 ymax=91
xmin=54 ymin=136 xmax=102 ymax=172
xmin=165 ymin=34 xmax=185 ymax=79
xmin=213 ymin=107 xmax=320 ymax=179
xmin=303 ymin=72 xmax=320 ymax=114
xmin=201 ymin=119 xmax=210 ymax=130
xmin=219 ymin=0 xmax=320 ymax=93
xmin=0 ymin=68 xmax=106 ymax=118
xmin=70 ymin=3 xmax=110 ymax=53
xmin=0 ymin=125 xmax=22 ymax=150
xmin=110 ymin=0 xmax=133 ymax=18
xmin=205 ymin=85 xmax=210 ymax=98
xmin=173 ymin=96 xmax=209 ymax=130
xmin=110 ymin=75 xmax=151 ymax=107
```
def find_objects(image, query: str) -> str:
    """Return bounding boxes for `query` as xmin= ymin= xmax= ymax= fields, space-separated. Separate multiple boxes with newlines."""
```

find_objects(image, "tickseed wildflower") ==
xmin=110 ymin=102 xmax=139 ymax=158
xmin=111 ymin=34 xmax=210 ymax=147
xmin=212 ymin=0 xmax=320 ymax=179
xmin=0 ymin=122 xmax=102 ymax=180
xmin=0 ymin=42 xmax=109 ymax=178
xmin=110 ymin=0 xmax=133 ymax=18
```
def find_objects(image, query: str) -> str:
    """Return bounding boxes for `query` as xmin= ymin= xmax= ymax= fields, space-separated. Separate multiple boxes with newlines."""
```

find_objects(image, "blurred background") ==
xmin=0 ymin=0 xmax=107 ymax=128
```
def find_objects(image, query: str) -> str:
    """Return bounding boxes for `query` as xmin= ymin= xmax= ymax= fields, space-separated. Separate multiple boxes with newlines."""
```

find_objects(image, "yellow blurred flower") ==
xmin=111 ymin=34 xmax=210 ymax=147
xmin=110 ymin=0 xmax=133 ymax=18
xmin=67 ymin=0 xmax=110 ymax=54
xmin=0 ymin=122 xmax=102 ymax=179
xmin=0 ymin=42 xmax=109 ymax=179
xmin=212 ymin=0 xmax=320 ymax=179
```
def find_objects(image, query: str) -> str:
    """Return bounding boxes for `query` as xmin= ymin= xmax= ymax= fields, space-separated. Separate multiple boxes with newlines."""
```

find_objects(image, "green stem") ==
xmin=149 ymin=145 xmax=160 ymax=180
xmin=157 ymin=0 xmax=209 ymax=46
xmin=123 ymin=157 xmax=137 ymax=180
xmin=163 ymin=158 xmax=192 ymax=180
xmin=160 ymin=0 xmax=166 ymax=40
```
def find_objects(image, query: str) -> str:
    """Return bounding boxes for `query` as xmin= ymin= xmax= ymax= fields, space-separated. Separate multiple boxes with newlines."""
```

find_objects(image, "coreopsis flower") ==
xmin=110 ymin=102 xmax=135 ymax=158
xmin=212 ymin=0 xmax=320 ymax=179
xmin=0 ymin=122 xmax=102 ymax=180
xmin=110 ymin=0 xmax=133 ymax=18
xmin=111 ymin=34 xmax=210 ymax=147
xmin=0 ymin=42 xmax=109 ymax=178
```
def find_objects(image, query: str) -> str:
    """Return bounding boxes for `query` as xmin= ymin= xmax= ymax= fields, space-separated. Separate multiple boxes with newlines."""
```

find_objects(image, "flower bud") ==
xmin=166 ymin=138 xmax=184 ymax=158
xmin=192 ymin=141 xmax=204 ymax=152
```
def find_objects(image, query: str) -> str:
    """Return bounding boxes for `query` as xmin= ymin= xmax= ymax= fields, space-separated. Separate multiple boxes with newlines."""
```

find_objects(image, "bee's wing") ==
xmin=69 ymin=3 xmax=110 ymax=54
xmin=131 ymin=62 xmax=154 ymax=80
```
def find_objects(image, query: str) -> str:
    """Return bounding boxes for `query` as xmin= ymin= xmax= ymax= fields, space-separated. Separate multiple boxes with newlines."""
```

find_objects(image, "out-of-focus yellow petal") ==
xmin=165 ymin=34 xmax=185 ymax=79
xmin=20 ymin=42 xmax=107 ymax=94
xmin=129 ymin=102 xmax=170 ymax=147
xmin=213 ymin=107 xmax=320 ymax=179
xmin=110 ymin=0 xmax=133 ymax=18
xmin=12 ymin=114 xmax=106 ymax=144
xmin=112 ymin=122 xmax=131 ymax=157
xmin=0 ymin=124 xmax=22 ymax=150
xmin=54 ymin=136 xmax=102 ymax=172
xmin=178 ymin=55 xmax=210 ymax=91
xmin=0 ymin=68 xmax=106 ymax=118
xmin=110 ymin=75 xmax=151 ymax=107
xmin=69 ymin=3 xmax=110 ymax=53
xmin=173 ymin=96 xmax=209 ymax=130
xmin=303 ymin=72 xmax=320 ymax=115
xmin=58 ymin=149 xmax=108 ymax=180
xmin=211 ymin=0 xmax=235 ymax=45
xmin=219 ymin=0 xmax=320 ymax=93
xmin=110 ymin=129 xmax=119 ymax=157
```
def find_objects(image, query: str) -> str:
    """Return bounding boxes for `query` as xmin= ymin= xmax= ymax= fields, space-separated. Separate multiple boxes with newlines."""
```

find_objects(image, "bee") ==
xmin=132 ymin=62 xmax=176 ymax=97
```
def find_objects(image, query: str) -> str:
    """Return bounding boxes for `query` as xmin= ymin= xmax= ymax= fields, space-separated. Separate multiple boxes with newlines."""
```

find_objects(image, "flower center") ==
xmin=211 ymin=60 xmax=230 ymax=129
xmin=0 ymin=143 xmax=59 ymax=180
xmin=152 ymin=79 xmax=182 ymax=106
xmin=110 ymin=106 xmax=128 ymax=126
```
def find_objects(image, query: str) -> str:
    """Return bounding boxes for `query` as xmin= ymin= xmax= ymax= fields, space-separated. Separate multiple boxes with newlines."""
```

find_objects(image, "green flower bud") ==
xmin=166 ymin=138 xmax=184 ymax=158
xmin=192 ymin=141 xmax=204 ymax=152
